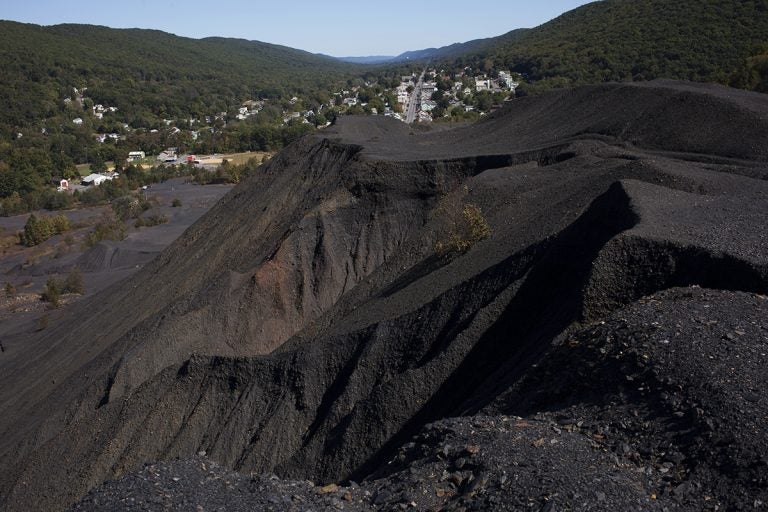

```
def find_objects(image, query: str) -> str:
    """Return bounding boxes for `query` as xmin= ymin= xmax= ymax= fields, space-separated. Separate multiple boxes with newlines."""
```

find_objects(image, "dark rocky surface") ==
xmin=0 ymin=81 xmax=767 ymax=511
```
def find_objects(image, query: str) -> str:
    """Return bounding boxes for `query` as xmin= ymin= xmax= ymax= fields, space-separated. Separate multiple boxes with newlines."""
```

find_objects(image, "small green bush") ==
xmin=83 ymin=220 xmax=126 ymax=248
xmin=171 ymin=198 xmax=182 ymax=207
xmin=435 ymin=203 xmax=491 ymax=256
xmin=134 ymin=214 xmax=168 ymax=228
xmin=21 ymin=213 xmax=71 ymax=247
xmin=63 ymin=268 xmax=85 ymax=295
xmin=112 ymin=195 xmax=149 ymax=221
xmin=41 ymin=277 xmax=62 ymax=307
xmin=40 ymin=268 xmax=85 ymax=307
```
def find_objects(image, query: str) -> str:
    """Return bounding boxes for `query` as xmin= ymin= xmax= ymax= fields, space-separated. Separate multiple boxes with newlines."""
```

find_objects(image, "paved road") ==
xmin=406 ymin=69 xmax=426 ymax=124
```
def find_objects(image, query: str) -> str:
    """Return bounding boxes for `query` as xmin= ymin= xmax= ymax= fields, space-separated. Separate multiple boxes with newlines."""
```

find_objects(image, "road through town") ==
xmin=405 ymin=69 xmax=426 ymax=124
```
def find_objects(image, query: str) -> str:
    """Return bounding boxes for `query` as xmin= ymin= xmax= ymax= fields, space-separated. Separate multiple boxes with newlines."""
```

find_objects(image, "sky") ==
xmin=1 ymin=1 xmax=594 ymax=56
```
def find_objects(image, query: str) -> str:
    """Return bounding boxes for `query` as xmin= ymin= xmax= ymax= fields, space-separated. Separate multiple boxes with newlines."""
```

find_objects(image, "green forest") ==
xmin=0 ymin=21 xmax=355 ymax=130
xmin=441 ymin=0 xmax=768 ymax=94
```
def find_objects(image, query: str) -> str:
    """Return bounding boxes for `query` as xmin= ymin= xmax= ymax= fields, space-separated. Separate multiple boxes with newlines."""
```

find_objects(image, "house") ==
xmin=422 ymin=82 xmax=437 ymax=96
xmin=57 ymin=179 xmax=69 ymax=192
xmin=417 ymin=111 xmax=433 ymax=123
xmin=497 ymin=71 xmax=520 ymax=91
xmin=81 ymin=173 xmax=113 ymax=186
xmin=127 ymin=151 xmax=145 ymax=162
xmin=475 ymin=78 xmax=492 ymax=92
xmin=420 ymin=100 xmax=437 ymax=112
xmin=157 ymin=151 xmax=177 ymax=163
xmin=72 ymin=118 xmax=83 ymax=125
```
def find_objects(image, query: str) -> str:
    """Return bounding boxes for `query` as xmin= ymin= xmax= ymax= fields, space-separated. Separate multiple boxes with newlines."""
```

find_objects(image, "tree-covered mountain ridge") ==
xmin=0 ymin=20 xmax=357 ymax=131
xmin=431 ymin=0 xmax=768 ymax=93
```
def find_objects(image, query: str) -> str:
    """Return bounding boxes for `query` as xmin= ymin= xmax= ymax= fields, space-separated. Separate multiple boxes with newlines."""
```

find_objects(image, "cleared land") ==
xmin=0 ymin=179 xmax=233 ymax=339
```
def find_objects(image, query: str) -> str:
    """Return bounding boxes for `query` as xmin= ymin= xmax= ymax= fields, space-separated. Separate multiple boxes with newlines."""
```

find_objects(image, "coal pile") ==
xmin=1 ymin=81 xmax=767 ymax=511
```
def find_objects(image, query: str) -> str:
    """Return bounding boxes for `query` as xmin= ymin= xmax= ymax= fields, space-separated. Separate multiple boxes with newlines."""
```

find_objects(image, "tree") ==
xmin=63 ymin=267 xmax=85 ymax=295
xmin=41 ymin=277 xmax=61 ymax=307
xmin=22 ymin=213 xmax=51 ymax=247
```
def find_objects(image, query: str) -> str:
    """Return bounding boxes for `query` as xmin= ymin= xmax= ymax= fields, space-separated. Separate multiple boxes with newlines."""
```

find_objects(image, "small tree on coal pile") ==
xmin=41 ymin=277 xmax=62 ymax=308
xmin=63 ymin=268 xmax=85 ymax=295
xmin=435 ymin=203 xmax=491 ymax=256
xmin=111 ymin=195 xmax=149 ymax=221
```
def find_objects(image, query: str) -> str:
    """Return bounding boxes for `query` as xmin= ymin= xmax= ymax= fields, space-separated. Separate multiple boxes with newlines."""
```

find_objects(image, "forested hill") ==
xmin=392 ymin=29 xmax=529 ymax=63
xmin=0 ymin=21 xmax=356 ymax=131
xmin=446 ymin=0 xmax=768 ymax=93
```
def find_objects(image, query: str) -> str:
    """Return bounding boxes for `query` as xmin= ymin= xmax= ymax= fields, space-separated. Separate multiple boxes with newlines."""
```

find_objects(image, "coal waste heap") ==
xmin=1 ymin=80 xmax=768 ymax=511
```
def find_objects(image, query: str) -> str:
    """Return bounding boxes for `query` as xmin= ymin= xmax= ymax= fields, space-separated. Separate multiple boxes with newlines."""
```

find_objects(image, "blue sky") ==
xmin=1 ymin=0 xmax=594 ymax=56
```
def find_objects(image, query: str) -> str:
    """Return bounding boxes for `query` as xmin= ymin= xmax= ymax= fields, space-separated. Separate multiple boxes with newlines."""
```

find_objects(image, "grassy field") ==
xmin=203 ymin=151 xmax=273 ymax=166
xmin=74 ymin=151 xmax=273 ymax=175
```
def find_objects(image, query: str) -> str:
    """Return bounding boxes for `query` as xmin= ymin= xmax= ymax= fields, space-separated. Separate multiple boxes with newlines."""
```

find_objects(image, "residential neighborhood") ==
xmin=2 ymin=59 xmax=524 ymax=217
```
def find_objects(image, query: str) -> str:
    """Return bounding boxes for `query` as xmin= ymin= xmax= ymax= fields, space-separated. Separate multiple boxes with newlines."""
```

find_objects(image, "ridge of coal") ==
xmin=1 ymin=81 xmax=767 ymax=511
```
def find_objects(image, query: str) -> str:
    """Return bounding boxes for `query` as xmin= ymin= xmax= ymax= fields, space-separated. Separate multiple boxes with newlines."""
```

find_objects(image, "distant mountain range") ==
xmin=335 ymin=55 xmax=396 ymax=64
xmin=334 ymin=29 xmax=530 ymax=65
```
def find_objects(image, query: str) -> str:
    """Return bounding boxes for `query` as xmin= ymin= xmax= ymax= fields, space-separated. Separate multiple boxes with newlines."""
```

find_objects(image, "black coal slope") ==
xmin=1 ymin=81 xmax=768 ymax=512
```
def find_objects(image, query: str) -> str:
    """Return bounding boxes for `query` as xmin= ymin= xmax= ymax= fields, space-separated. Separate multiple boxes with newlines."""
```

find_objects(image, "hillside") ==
xmin=0 ymin=80 xmax=767 ymax=511
xmin=0 ymin=21 xmax=355 ymax=131
xmin=436 ymin=0 xmax=768 ymax=92
xmin=390 ymin=29 xmax=530 ymax=63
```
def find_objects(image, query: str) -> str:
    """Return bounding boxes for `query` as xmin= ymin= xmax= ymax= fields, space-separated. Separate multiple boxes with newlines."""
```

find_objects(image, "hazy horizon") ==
xmin=1 ymin=0 xmax=594 ymax=56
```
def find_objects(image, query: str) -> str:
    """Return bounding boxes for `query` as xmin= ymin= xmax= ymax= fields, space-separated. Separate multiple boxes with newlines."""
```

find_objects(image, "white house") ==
xmin=498 ymin=71 xmax=520 ymax=91
xmin=475 ymin=79 xmax=492 ymax=92
xmin=81 ymin=173 xmax=113 ymax=186
xmin=128 ymin=151 xmax=145 ymax=162
xmin=72 ymin=118 xmax=83 ymax=125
